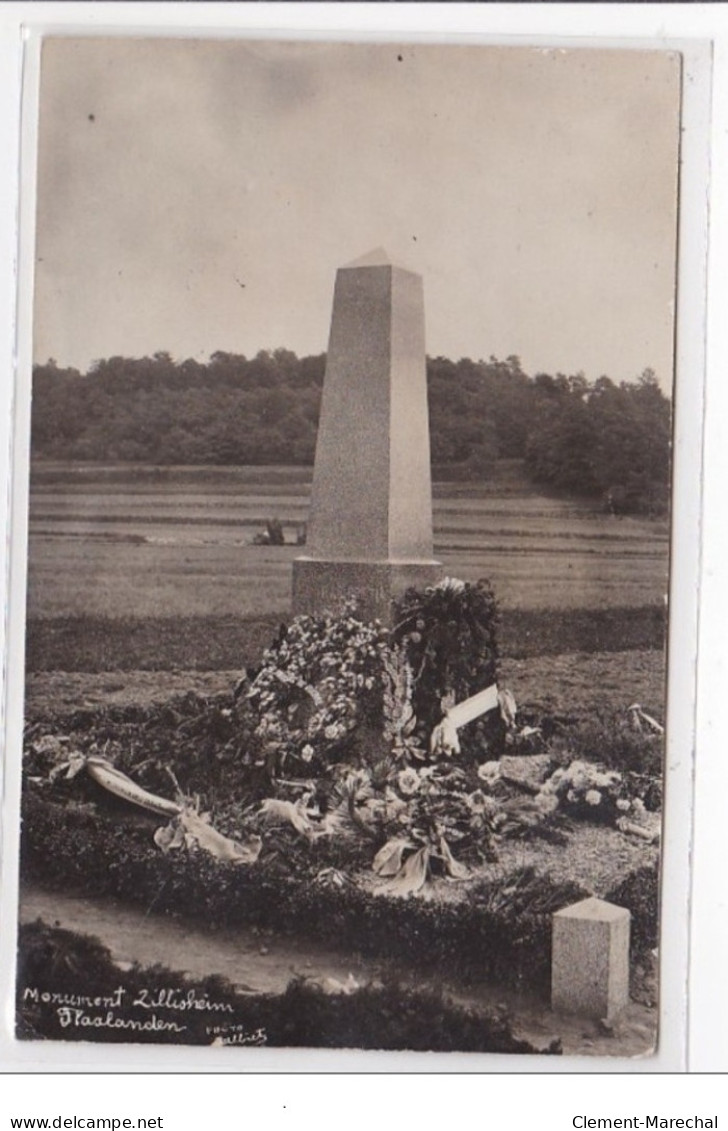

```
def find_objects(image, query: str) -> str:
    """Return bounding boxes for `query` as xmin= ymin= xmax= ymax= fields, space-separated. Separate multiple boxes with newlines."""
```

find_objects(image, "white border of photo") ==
xmin=0 ymin=2 xmax=722 ymax=1081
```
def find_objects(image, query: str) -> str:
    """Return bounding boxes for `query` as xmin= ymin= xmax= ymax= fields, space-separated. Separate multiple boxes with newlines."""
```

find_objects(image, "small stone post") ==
xmin=292 ymin=248 xmax=442 ymax=622
xmin=551 ymin=896 xmax=631 ymax=1021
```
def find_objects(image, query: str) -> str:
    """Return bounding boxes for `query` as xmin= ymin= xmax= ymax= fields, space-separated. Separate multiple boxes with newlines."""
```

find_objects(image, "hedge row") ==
xmin=21 ymin=792 xmax=658 ymax=994
xmin=16 ymin=921 xmax=558 ymax=1053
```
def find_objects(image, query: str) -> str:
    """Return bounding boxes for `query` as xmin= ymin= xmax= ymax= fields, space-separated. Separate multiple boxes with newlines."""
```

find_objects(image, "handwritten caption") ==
xmin=23 ymin=984 xmax=267 ymax=1045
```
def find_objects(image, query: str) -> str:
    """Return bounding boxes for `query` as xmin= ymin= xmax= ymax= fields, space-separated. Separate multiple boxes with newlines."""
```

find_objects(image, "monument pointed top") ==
xmin=343 ymin=247 xmax=392 ymax=268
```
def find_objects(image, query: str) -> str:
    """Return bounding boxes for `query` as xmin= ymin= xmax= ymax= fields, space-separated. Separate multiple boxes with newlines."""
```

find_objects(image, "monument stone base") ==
xmin=292 ymin=557 xmax=443 ymax=624
xmin=551 ymin=897 xmax=631 ymax=1022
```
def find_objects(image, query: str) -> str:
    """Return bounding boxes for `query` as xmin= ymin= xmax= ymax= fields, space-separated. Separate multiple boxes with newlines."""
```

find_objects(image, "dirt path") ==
xmin=19 ymin=884 xmax=372 ymax=997
xmin=19 ymin=884 xmax=657 ymax=1060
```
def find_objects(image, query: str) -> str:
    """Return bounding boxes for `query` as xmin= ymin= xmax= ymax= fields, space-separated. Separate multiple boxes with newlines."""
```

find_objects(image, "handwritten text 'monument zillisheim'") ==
xmin=23 ymin=985 xmax=235 ymax=1035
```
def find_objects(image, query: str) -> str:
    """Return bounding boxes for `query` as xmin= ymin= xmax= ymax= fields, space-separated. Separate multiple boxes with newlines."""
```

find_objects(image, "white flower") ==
xmin=477 ymin=760 xmax=501 ymax=783
xmin=466 ymin=790 xmax=498 ymax=816
xmin=632 ymin=798 xmax=646 ymax=814
xmin=324 ymin=724 xmax=340 ymax=741
xmin=436 ymin=577 xmax=466 ymax=594
xmin=585 ymin=789 xmax=602 ymax=806
xmin=397 ymin=768 xmax=421 ymax=796
xmin=301 ymin=744 xmax=314 ymax=763
xmin=566 ymin=761 xmax=590 ymax=790
xmin=616 ymin=798 xmax=631 ymax=812
xmin=566 ymin=789 xmax=579 ymax=803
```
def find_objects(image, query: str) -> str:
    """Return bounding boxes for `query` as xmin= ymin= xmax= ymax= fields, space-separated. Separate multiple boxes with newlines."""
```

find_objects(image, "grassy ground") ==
xmin=25 ymin=606 xmax=666 ymax=673
xmin=24 ymin=649 xmax=665 ymax=720
xmin=25 ymin=458 xmax=668 ymax=688
xmin=22 ymin=458 xmax=668 ymax=714
xmin=26 ymin=460 xmax=669 ymax=620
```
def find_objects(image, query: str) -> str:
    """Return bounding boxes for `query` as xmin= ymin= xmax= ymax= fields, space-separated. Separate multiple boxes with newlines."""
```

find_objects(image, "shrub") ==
xmin=606 ymin=864 xmax=660 ymax=957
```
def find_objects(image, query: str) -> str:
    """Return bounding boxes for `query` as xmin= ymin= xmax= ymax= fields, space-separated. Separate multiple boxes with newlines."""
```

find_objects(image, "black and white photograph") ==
xmin=11 ymin=34 xmax=683 ymax=1060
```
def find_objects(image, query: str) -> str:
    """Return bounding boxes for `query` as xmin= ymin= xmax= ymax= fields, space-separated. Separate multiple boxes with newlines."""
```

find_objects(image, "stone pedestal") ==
xmin=293 ymin=249 xmax=441 ymax=622
xmin=551 ymin=897 xmax=631 ymax=1021
xmin=292 ymin=557 xmax=442 ymax=623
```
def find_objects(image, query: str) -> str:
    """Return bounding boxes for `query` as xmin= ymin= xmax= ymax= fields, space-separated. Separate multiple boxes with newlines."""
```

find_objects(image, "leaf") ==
xmin=62 ymin=753 xmax=87 ymax=781
xmin=382 ymin=645 xmax=418 ymax=745
xmin=372 ymin=837 xmax=412 ymax=877
xmin=318 ymin=802 xmax=356 ymax=839
xmin=498 ymin=688 xmax=518 ymax=729
xmin=381 ymin=846 xmax=430 ymax=896
xmin=314 ymin=867 xmax=351 ymax=889
xmin=402 ymin=711 xmax=417 ymax=737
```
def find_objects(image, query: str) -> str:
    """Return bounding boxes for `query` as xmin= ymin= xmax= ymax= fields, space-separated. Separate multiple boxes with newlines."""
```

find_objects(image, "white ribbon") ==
xmin=430 ymin=683 xmax=514 ymax=756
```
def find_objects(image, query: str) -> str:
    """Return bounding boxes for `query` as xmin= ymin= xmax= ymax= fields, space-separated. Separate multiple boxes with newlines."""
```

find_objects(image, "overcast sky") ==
xmin=33 ymin=38 xmax=681 ymax=389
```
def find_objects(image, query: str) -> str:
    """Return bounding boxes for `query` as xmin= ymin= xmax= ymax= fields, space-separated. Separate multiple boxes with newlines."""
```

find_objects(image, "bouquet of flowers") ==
xmin=538 ymin=759 xmax=635 ymax=827
xmin=245 ymin=603 xmax=390 ymax=774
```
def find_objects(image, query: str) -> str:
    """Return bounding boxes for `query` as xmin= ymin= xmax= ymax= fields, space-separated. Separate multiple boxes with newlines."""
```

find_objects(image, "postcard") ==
xmin=0 ymin=25 xmax=712 ymax=1072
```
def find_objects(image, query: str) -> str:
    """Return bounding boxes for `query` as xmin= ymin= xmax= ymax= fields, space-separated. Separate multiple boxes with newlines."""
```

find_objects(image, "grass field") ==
xmin=20 ymin=457 xmax=670 ymax=710
xmin=26 ymin=460 xmax=670 ymax=621
xmin=25 ymin=648 xmax=667 ymax=721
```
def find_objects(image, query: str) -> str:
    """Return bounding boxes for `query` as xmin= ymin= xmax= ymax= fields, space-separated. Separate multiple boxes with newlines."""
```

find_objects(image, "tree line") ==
xmin=30 ymin=349 xmax=672 ymax=514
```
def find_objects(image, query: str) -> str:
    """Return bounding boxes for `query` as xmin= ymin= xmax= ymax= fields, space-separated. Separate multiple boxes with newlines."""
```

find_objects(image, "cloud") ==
xmin=33 ymin=39 xmax=680 ymax=386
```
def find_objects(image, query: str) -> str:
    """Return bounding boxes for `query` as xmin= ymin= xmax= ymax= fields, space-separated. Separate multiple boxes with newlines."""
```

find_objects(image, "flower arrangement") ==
xmin=251 ymin=757 xmax=499 ymax=895
xmin=392 ymin=578 xmax=501 ymax=761
xmin=245 ymin=603 xmax=390 ymax=774
xmin=536 ymin=759 xmax=655 ymax=833
xmin=244 ymin=580 xmax=502 ymax=775
xmin=381 ymin=645 xmax=425 ymax=763
xmin=229 ymin=584 xmax=662 ymax=883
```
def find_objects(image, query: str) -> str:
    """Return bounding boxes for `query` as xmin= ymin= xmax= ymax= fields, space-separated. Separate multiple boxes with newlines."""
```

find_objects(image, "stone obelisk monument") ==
xmin=292 ymin=249 xmax=442 ymax=622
